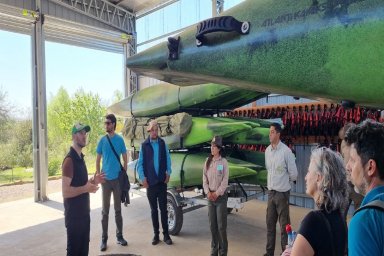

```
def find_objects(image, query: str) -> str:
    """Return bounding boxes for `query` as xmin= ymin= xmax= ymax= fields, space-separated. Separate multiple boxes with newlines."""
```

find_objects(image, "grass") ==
xmin=0 ymin=167 xmax=34 ymax=185
xmin=0 ymin=157 xmax=97 ymax=186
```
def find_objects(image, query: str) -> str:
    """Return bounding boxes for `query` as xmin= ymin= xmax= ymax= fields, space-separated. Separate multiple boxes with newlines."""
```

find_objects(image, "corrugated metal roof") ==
xmin=109 ymin=0 xmax=175 ymax=15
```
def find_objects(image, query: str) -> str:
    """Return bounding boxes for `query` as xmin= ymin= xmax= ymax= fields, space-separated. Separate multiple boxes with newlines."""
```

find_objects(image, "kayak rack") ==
xmin=130 ymin=182 xmax=266 ymax=236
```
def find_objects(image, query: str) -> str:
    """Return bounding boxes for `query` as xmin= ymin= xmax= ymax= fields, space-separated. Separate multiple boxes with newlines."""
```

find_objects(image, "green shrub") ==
xmin=0 ymin=143 xmax=16 ymax=169
xmin=48 ymin=158 xmax=61 ymax=176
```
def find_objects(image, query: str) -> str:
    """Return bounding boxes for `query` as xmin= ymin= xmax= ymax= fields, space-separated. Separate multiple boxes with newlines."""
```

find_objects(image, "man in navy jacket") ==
xmin=137 ymin=120 xmax=173 ymax=246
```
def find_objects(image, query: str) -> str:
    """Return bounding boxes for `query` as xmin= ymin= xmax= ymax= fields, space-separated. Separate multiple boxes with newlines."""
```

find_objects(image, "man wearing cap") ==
xmin=345 ymin=120 xmax=384 ymax=256
xmin=62 ymin=123 xmax=105 ymax=256
xmin=96 ymin=114 xmax=128 ymax=251
xmin=264 ymin=123 xmax=298 ymax=256
xmin=137 ymin=120 xmax=173 ymax=245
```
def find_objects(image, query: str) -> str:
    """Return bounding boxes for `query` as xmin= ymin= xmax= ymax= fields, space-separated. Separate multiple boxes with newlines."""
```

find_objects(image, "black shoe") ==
xmin=163 ymin=234 xmax=173 ymax=245
xmin=100 ymin=240 xmax=107 ymax=251
xmin=152 ymin=235 xmax=160 ymax=245
xmin=117 ymin=237 xmax=128 ymax=246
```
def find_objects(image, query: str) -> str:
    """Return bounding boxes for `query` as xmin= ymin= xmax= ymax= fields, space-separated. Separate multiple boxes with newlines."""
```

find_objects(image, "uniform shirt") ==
xmin=203 ymin=156 xmax=229 ymax=196
xmin=348 ymin=185 xmax=384 ymax=256
xmin=96 ymin=134 xmax=127 ymax=180
xmin=265 ymin=141 xmax=297 ymax=192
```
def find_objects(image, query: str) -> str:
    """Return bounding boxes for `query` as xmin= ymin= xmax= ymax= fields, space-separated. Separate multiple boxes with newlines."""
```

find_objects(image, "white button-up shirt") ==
xmin=265 ymin=141 xmax=298 ymax=192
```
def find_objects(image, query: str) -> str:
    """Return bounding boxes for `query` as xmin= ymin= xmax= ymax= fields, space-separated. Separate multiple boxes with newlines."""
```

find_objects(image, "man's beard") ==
xmin=76 ymin=141 xmax=85 ymax=149
xmin=354 ymin=179 xmax=368 ymax=196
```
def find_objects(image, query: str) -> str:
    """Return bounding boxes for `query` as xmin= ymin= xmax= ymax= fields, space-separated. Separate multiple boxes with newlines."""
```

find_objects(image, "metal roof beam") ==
xmin=136 ymin=0 xmax=179 ymax=19
xmin=48 ymin=0 xmax=135 ymax=33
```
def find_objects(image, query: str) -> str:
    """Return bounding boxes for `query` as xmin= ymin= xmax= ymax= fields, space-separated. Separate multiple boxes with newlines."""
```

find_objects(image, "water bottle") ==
xmin=286 ymin=224 xmax=294 ymax=248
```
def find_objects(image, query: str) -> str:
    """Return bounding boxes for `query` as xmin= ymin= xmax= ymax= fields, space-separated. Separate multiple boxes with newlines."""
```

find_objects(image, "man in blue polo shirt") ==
xmin=96 ymin=114 xmax=128 ymax=251
xmin=345 ymin=120 xmax=384 ymax=256
xmin=137 ymin=120 xmax=173 ymax=246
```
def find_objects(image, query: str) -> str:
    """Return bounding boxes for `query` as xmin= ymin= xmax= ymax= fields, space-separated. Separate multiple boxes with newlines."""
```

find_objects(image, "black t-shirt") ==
xmin=298 ymin=209 xmax=347 ymax=256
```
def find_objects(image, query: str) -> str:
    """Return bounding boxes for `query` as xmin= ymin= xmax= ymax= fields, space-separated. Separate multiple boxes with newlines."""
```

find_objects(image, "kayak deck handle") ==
xmin=195 ymin=16 xmax=250 ymax=47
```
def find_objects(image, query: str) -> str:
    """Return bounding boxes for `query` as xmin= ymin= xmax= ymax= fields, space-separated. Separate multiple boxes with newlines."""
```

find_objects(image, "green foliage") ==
xmin=47 ymin=86 xmax=108 ymax=158
xmin=11 ymin=119 xmax=33 ymax=167
xmin=0 ymin=86 xmax=123 ymax=180
xmin=0 ymin=118 xmax=32 ymax=169
xmin=112 ymin=90 xmax=123 ymax=104
xmin=0 ymin=143 xmax=16 ymax=169
xmin=0 ymin=88 xmax=10 ymax=121
xmin=70 ymin=89 xmax=106 ymax=154
xmin=0 ymin=89 xmax=11 ymax=143
xmin=48 ymin=158 xmax=61 ymax=176
xmin=47 ymin=87 xmax=73 ymax=156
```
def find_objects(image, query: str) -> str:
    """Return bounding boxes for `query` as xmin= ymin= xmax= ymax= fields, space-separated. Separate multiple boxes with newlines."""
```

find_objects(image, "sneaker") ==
xmin=163 ymin=234 xmax=173 ymax=245
xmin=117 ymin=237 xmax=128 ymax=246
xmin=152 ymin=235 xmax=160 ymax=245
xmin=100 ymin=240 xmax=107 ymax=251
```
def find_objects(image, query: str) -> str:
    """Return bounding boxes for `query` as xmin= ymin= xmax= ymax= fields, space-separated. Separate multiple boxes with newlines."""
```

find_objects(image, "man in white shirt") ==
xmin=264 ymin=123 xmax=298 ymax=256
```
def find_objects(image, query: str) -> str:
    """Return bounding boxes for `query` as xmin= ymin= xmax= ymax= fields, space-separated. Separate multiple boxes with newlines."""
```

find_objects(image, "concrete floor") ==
xmin=0 ymin=189 xmax=310 ymax=256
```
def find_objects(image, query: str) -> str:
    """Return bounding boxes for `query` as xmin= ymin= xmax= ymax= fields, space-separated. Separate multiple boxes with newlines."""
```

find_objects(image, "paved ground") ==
xmin=0 ymin=180 xmax=310 ymax=256
xmin=0 ymin=179 xmax=62 ymax=203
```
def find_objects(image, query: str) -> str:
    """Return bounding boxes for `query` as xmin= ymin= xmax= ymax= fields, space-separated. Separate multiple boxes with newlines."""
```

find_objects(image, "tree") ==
xmin=47 ymin=87 xmax=106 ymax=157
xmin=0 ymin=88 xmax=9 ymax=121
xmin=11 ymin=119 xmax=33 ymax=167
xmin=0 ymin=118 xmax=33 ymax=169
xmin=47 ymin=87 xmax=73 ymax=156
xmin=70 ymin=89 xmax=106 ymax=154
xmin=0 ymin=88 xmax=11 ymax=143
xmin=112 ymin=90 xmax=123 ymax=104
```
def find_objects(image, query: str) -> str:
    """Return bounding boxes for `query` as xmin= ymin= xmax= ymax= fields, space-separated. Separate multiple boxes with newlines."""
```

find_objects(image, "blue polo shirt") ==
xmin=96 ymin=134 xmax=127 ymax=180
xmin=348 ymin=185 xmax=384 ymax=256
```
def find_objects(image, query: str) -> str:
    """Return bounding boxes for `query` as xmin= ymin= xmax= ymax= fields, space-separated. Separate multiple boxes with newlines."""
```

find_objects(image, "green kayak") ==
xmin=124 ymin=116 xmax=269 ymax=149
xmin=127 ymin=151 xmax=261 ymax=188
xmin=127 ymin=0 xmax=384 ymax=108
xmin=108 ymin=83 xmax=267 ymax=117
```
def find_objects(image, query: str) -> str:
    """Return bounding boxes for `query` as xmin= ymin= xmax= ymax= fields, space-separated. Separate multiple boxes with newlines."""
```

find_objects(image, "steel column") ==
xmin=31 ymin=0 xmax=48 ymax=202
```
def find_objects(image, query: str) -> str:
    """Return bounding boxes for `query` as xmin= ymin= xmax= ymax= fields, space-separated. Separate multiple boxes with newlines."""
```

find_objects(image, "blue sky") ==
xmin=0 ymin=30 xmax=123 ymax=118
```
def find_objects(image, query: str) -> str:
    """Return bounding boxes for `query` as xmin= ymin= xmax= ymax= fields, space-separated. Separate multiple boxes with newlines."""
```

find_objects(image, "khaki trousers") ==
xmin=266 ymin=190 xmax=290 ymax=256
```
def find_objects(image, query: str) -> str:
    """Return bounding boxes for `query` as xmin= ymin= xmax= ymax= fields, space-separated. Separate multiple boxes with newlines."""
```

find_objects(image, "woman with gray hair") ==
xmin=283 ymin=147 xmax=348 ymax=256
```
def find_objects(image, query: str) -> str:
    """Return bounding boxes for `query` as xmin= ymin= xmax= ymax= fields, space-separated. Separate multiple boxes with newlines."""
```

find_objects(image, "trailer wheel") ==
xmin=167 ymin=193 xmax=183 ymax=235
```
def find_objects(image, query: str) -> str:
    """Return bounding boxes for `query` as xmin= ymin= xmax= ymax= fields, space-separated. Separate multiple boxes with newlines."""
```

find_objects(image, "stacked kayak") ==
xmin=127 ymin=151 xmax=265 ymax=188
xmin=126 ymin=0 xmax=384 ymax=108
xmin=108 ymin=83 xmax=267 ymax=117
xmin=122 ymin=114 xmax=270 ymax=149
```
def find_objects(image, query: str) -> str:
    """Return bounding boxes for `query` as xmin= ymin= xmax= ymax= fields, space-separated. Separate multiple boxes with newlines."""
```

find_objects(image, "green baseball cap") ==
xmin=72 ymin=122 xmax=91 ymax=135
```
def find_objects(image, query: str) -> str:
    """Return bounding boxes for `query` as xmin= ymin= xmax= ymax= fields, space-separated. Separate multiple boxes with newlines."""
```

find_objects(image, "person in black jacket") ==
xmin=137 ymin=120 xmax=173 ymax=246
xmin=62 ymin=123 xmax=105 ymax=256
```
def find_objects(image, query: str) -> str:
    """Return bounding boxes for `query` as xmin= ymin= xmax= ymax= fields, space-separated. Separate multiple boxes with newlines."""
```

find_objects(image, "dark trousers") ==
xmin=65 ymin=215 xmax=90 ymax=256
xmin=147 ymin=182 xmax=168 ymax=236
xmin=266 ymin=190 xmax=290 ymax=256
xmin=208 ymin=195 xmax=228 ymax=256
xmin=101 ymin=178 xmax=123 ymax=240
